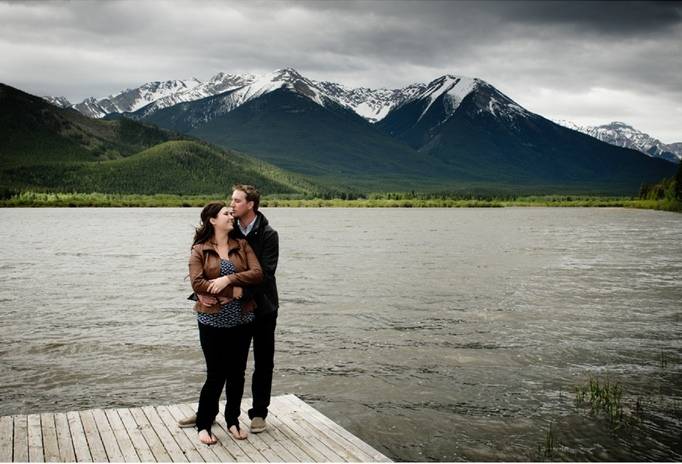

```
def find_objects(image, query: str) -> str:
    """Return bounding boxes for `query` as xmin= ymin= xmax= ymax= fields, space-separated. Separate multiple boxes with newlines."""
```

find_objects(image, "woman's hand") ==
xmin=207 ymin=276 xmax=232 ymax=294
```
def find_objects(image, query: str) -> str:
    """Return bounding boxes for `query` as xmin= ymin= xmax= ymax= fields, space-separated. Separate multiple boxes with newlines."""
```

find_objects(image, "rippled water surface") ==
xmin=1 ymin=207 xmax=681 ymax=461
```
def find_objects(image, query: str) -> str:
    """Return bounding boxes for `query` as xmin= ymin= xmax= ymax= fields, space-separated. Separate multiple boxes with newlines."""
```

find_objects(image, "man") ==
xmin=179 ymin=184 xmax=279 ymax=433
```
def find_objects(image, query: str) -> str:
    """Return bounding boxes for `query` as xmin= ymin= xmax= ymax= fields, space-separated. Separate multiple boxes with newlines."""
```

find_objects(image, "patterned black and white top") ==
xmin=197 ymin=259 xmax=254 ymax=328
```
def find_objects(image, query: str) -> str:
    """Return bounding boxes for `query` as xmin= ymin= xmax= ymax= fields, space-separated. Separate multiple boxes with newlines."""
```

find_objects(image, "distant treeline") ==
xmin=2 ymin=162 xmax=680 ymax=211
xmin=638 ymin=161 xmax=682 ymax=212
xmin=1 ymin=190 xmax=680 ymax=211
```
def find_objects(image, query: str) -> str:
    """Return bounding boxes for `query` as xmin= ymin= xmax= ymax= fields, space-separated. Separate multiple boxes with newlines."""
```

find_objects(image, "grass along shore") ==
xmin=1 ymin=191 xmax=680 ymax=212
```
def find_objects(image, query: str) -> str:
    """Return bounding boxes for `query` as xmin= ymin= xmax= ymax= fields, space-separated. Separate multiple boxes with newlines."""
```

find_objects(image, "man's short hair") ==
xmin=233 ymin=184 xmax=260 ymax=212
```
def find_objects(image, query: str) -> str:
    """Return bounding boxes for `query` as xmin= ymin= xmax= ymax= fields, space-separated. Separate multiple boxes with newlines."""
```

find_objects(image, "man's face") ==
xmin=230 ymin=189 xmax=253 ymax=219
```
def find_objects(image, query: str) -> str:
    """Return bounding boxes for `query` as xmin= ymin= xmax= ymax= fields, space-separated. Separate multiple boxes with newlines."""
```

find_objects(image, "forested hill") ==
xmin=0 ymin=83 xmax=322 ymax=196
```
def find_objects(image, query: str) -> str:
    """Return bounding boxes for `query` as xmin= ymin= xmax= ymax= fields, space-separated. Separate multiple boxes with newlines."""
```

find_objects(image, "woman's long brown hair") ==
xmin=192 ymin=201 xmax=227 ymax=246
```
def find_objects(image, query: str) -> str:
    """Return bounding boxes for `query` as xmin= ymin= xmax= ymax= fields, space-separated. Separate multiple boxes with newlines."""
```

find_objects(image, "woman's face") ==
xmin=210 ymin=207 xmax=234 ymax=233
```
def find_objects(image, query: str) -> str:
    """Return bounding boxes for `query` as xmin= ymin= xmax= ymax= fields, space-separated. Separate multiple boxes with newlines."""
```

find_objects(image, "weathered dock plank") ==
xmin=176 ymin=403 xmax=236 ymax=462
xmin=79 ymin=410 xmax=108 ymax=462
xmin=1 ymin=395 xmax=392 ymax=462
xmin=27 ymin=414 xmax=43 ymax=462
xmin=39 ymin=413 xmax=60 ymax=463
xmin=267 ymin=401 xmax=345 ymax=462
xmin=0 ymin=416 xmax=13 ymax=462
xmin=165 ymin=404 xmax=221 ymax=462
xmin=237 ymin=404 xmax=299 ymax=462
xmin=116 ymin=408 xmax=155 ymax=462
xmin=213 ymin=413 xmax=270 ymax=462
xmin=66 ymin=411 xmax=92 ymax=462
xmin=155 ymin=405 xmax=204 ymax=462
xmin=92 ymin=408 xmax=124 ymax=462
xmin=129 ymin=407 xmax=172 ymax=462
xmin=255 ymin=407 xmax=325 ymax=462
xmin=279 ymin=399 xmax=360 ymax=462
xmin=283 ymin=395 xmax=391 ymax=462
xmin=283 ymin=394 xmax=389 ymax=462
xmin=142 ymin=406 xmax=188 ymax=462
xmin=54 ymin=412 xmax=76 ymax=462
xmin=12 ymin=416 xmax=28 ymax=463
xmin=103 ymin=408 xmax=139 ymax=463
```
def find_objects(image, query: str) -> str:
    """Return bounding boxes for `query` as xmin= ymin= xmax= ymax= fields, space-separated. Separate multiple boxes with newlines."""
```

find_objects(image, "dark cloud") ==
xmin=0 ymin=0 xmax=680 ymax=141
xmin=500 ymin=1 xmax=682 ymax=35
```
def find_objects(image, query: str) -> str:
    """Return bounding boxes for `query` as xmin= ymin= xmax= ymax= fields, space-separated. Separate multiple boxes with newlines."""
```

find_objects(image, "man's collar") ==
xmin=239 ymin=212 xmax=258 ymax=228
xmin=238 ymin=213 xmax=259 ymax=235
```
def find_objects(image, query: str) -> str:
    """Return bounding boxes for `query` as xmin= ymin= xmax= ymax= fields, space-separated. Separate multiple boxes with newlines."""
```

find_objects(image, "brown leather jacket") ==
xmin=189 ymin=238 xmax=263 ymax=314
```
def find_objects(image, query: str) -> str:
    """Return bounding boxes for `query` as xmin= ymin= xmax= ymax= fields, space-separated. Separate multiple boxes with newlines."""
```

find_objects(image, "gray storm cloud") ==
xmin=1 ymin=0 xmax=680 ymax=141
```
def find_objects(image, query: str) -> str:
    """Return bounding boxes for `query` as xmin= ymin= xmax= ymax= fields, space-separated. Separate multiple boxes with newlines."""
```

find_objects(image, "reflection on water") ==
xmin=1 ymin=207 xmax=681 ymax=461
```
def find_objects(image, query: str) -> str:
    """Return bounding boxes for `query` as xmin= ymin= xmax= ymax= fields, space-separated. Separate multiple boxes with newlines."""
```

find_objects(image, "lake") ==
xmin=0 ymin=207 xmax=681 ymax=461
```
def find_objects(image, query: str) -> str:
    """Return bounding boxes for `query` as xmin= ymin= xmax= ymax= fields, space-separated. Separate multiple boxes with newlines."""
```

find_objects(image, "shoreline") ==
xmin=0 ymin=192 xmax=680 ymax=212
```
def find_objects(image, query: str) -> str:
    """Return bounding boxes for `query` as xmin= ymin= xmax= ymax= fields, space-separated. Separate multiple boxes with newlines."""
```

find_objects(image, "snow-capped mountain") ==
xmin=377 ymin=74 xmax=537 ymax=149
xmin=46 ymin=68 xmax=682 ymax=177
xmin=54 ymin=68 xmax=539 ymax=129
xmin=313 ymin=81 xmax=425 ymax=123
xmin=125 ymin=68 xmax=352 ymax=132
xmin=133 ymin=72 xmax=256 ymax=118
xmin=378 ymin=73 xmax=534 ymax=145
xmin=555 ymin=120 xmax=681 ymax=163
xmin=49 ymin=69 xmax=456 ymax=124
xmin=47 ymin=67 xmax=679 ymax=169
xmin=25 ymin=68 xmax=678 ymax=193
xmin=376 ymin=72 xmax=675 ymax=187
xmin=214 ymin=67 xmax=333 ymax=110
xmin=42 ymin=96 xmax=71 ymax=108
xmin=125 ymin=68 xmax=342 ymax=124
xmin=71 ymin=78 xmax=202 ymax=118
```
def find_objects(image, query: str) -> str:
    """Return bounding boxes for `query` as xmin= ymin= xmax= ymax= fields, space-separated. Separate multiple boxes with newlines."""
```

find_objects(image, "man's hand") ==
xmin=197 ymin=293 xmax=218 ymax=306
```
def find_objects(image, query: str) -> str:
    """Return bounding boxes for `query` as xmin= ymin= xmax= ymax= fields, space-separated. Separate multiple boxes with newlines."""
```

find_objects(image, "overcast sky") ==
xmin=2 ymin=0 xmax=681 ymax=142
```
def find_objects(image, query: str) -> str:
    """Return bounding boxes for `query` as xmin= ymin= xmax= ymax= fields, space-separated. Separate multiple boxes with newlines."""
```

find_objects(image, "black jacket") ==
xmin=231 ymin=212 xmax=279 ymax=316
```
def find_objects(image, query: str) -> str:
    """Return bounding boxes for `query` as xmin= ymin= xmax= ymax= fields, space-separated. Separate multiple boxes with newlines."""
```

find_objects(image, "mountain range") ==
xmin=6 ymin=67 xmax=677 ymax=195
xmin=47 ymin=69 xmax=681 ymax=164
xmin=554 ymin=120 xmax=681 ymax=163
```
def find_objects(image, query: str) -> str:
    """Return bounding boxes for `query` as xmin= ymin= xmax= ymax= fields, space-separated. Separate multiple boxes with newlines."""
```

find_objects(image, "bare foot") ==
xmin=198 ymin=429 xmax=217 ymax=445
xmin=228 ymin=424 xmax=248 ymax=440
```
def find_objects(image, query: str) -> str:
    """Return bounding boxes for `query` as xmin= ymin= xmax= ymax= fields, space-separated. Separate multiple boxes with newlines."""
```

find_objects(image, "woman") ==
xmin=189 ymin=201 xmax=263 ymax=444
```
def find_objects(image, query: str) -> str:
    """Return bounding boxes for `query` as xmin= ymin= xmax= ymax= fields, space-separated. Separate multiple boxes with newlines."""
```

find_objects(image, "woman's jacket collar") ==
xmin=194 ymin=238 xmax=241 ymax=254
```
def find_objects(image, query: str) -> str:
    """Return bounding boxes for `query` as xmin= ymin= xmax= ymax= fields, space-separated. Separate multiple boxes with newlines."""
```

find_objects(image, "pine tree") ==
xmin=675 ymin=161 xmax=682 ymax=200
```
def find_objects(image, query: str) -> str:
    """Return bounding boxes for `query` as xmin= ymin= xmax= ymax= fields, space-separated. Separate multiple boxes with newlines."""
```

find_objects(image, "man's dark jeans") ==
xmin=196 ymin=321 xmax=253 ymax=431
xmin=248 ymin=311 xmax=277 ymax=419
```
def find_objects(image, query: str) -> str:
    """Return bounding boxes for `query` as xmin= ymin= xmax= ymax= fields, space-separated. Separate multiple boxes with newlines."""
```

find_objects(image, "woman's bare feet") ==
xmin=198 ymin=429 xmax=217 ymax=445
xmin=228 ymin=424 xmax=248 ymax=440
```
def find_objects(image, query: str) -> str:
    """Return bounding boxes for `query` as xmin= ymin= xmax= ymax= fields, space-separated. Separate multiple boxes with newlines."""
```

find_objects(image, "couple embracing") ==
xmin=184 ymin=184 xmax=279 ymax=445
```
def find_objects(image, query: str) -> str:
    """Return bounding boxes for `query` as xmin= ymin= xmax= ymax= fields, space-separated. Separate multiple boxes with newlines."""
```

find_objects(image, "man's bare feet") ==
xmin=198 ymin=429 xmax=217 ymax=445
xmin=228 ymin=424 xmax=248 ymax=440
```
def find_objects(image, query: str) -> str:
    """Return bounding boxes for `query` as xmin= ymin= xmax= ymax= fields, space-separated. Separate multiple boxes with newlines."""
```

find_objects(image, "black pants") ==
xmin=248 ymin=311 xmax=277 ymax=419
xmin=196 ymin=321 xmax=253 ymax=432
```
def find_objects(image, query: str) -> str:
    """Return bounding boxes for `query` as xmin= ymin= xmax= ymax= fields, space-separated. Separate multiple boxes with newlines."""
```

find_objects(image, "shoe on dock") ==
xmin=250 ymin=416 xmax=266 ymax=433
xmin=177 ymin=413 xmax=197 ymax=428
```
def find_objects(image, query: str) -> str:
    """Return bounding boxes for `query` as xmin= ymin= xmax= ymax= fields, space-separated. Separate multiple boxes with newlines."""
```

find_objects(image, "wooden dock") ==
xmin=0 ymin=394 xmax=391 ymax=462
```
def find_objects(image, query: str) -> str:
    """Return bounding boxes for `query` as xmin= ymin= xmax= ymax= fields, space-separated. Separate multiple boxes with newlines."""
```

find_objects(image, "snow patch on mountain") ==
xmin=313 ymin=81 xmax=426 ymax=123
xmin=134 ymin=73 xmax=256 ymax=118
xmin=42 ymin=96 xmax=71 ymax=108
xmin=415 ymin=75 xmax=478 ymax=122
xmin=71 ymin=78 xmax=201 ymax=118
xmin=205 ymin=68 xmax=333 ymax=115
